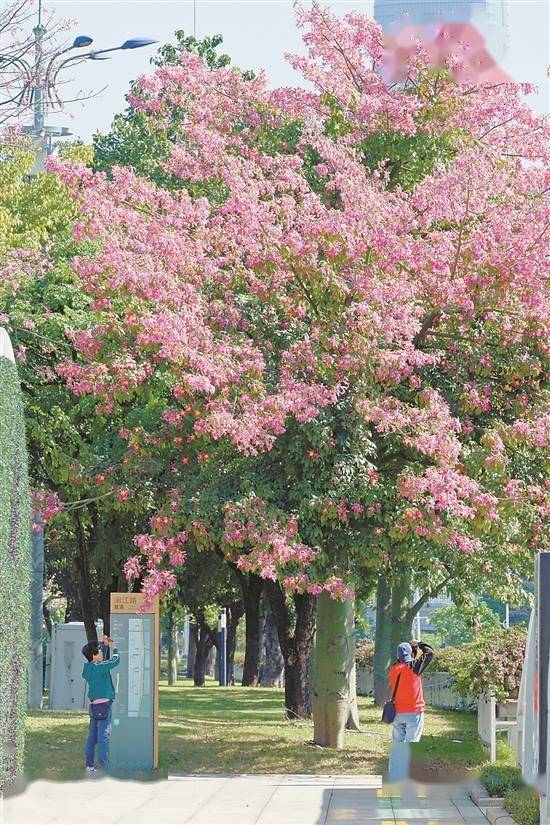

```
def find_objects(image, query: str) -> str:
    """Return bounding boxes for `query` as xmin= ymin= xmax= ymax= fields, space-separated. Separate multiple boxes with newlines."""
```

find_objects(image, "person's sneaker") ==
xmin=85 ymin=767 xmax=96 ymax=775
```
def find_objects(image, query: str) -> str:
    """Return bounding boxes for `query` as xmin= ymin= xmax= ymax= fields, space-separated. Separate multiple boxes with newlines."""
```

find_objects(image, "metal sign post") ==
xmin=110 ymin=593 xmax=160 ymax=770
xmin=28 ymin=513 xmax=44 ymax=709
xmin=218 ymin=608 xmax=227 ymax=687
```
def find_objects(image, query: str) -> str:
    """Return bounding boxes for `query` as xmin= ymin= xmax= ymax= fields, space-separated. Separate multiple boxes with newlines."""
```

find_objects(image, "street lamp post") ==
xmin=1 ymin=0 xmax=157 ymax=172
xmin=28 ymin=511 xmax=45 ymax=709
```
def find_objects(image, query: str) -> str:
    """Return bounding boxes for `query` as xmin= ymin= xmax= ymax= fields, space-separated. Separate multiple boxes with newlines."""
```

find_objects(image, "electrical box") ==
xmin=48 ymin=621 xmax=103 ymax=710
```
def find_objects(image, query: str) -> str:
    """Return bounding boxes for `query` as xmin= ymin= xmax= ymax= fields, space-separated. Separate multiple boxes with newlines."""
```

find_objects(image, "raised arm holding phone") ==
xmin=81 ymin=635 xmax=120 ymax=774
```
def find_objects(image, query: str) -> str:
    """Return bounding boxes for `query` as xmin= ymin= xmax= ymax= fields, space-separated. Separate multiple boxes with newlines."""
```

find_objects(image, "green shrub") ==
xmin=504 ymin=786 xmax=540 ymax=825
xmin=430 ymin=602 xmax=501 ymax=648
xmin=442 ymin=626 xmax=527 ymax=701
xmin=433 ymin=645 xmax=458 ymax=673
xmin=481 ymin=765 xmax=523 ymax=797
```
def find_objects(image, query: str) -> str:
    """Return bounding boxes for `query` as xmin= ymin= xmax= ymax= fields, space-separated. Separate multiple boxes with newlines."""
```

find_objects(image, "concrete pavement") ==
xmin=1 ymin=775 xmax=488 ymax=825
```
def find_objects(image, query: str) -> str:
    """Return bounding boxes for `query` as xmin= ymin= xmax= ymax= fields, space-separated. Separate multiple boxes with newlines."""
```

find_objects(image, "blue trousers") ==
xmin=85 ymin=700 xmax=113 ymax=768
xmin=387 ymin=712 xmax=424 ymax=781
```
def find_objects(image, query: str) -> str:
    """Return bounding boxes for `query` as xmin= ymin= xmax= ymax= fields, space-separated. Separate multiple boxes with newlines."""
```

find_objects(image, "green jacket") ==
xmin=82 ymin=646 xmax=120 ymax=702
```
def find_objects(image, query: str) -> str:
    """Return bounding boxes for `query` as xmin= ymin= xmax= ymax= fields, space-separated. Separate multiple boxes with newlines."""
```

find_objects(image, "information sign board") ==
xmin=109 ymin=593 xmax=159 ymax=770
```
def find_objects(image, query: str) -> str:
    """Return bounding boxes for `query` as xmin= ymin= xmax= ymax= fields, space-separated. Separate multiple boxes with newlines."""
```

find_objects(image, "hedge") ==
xmin=431 ymin=627 xmax=527 ymax=702
xmin=0 ymin=356 xmax=31 ymax=790
xmin=480 ymin=765 xmax=540 ymax=825
xmin=481 ymin=765 xmax=524 ymax=797
xmin=504 ymin=787 xmax=539 ymax=825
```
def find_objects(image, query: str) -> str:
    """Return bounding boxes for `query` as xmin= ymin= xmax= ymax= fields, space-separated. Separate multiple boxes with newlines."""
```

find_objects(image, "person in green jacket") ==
xmin=82 ymin=635 xmax=120 ymax=773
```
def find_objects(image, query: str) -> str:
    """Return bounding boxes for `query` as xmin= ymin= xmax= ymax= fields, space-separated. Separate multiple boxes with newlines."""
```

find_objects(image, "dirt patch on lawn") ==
xmin=410 ymin=759 xmax=480 ymax=784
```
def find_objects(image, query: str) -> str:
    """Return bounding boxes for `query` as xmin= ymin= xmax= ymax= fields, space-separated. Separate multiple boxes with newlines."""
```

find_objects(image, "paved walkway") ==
xmin=1 ymin=775 xmax=488 ymax=825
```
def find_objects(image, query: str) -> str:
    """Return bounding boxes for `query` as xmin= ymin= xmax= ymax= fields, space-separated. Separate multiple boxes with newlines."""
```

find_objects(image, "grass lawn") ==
xmin=23 ymin=678 xmax=491 ymax=782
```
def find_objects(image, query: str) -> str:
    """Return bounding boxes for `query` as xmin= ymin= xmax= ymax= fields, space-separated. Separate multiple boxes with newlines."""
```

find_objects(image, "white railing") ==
xmin=357 ymin=668 xmax=476 ymax=710
xmin=477 ymin=692 xmax=518 ymax=763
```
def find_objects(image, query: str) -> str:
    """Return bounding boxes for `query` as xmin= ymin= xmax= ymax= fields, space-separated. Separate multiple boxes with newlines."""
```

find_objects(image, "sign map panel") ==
xmin=109 ymin=596 xmax=158 ymax=771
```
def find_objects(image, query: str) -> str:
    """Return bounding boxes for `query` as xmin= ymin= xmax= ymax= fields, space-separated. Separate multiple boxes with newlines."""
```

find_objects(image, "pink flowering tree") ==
xmin=53 ymin=4 xmax=548 ymax=744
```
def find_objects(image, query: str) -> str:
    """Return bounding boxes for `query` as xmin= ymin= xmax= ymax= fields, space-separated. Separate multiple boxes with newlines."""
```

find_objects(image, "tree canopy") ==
xmin=48 ymin=5 xmax=548 ymax=612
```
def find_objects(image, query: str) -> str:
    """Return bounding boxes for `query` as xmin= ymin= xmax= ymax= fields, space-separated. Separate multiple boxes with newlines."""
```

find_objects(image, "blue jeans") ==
xmin=85 ymin=700 xmax=113 ymax=769
xmin=387 ymin=712 xmax=424 ymax=781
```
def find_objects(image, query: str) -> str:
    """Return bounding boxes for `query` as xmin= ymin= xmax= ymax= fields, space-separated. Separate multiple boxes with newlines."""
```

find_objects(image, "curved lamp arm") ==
xmin=0 ymin=55 xmax=31 ymax=74
xmin=44 ymin=44 xmax=85 ymax=89
xmin=0 ymin=84 xmax=34 ymax=109
xmin=50 ymin=52 xmax=99 ymax=92
xmin=50 ymin=37 xmax=158 ymax=79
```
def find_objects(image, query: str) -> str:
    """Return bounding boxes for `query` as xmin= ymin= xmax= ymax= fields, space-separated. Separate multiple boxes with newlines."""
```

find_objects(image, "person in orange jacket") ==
xmin=387 ymin=639 xmax=435 ymax=781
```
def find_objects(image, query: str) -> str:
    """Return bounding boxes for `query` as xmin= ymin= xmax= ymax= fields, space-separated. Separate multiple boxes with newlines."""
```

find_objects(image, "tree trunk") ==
xmin=226 ymin=601 xmax=244 ymax=685
xmin=42 ymin=601 xmax=53 ymax=638
xmin=167 ymin=606 xmax=178 ymax=686
xmin=193 ymin=621 xmax=214 ymax=687
xmin=285 ymin=593 xmax=316 ymax=719
xmin=55 ymin=565 xmax=82 ymax=623
xmin=186 ymin=622 xmax=197 ymax=678
xmin=266 ymin=581 xmax=316 ymax=719
xmin=346 ymin=660 xmax=361 ymax=731
xmin=73 ymin=513 xmax=98 ymax=642
xmin=312 ymin=594 xmax=356 ymax=749
xmin=206 ymin=645 xmax=217 ymax=677
xmin=99 ymin=574 xmax=120 ymax=637
xmin=236 ymin=570 xmax=263 ymax=687
xmin=193 ymin=623 xmax=206 ymax=687
xmin=373 ymin=577 xmax=392 ymax=706
xmin=391 ymin=574 xmax=413 ymax=654
xmin=261 ymin=607 xmax=285 ymax=687
xmin=64 ymin=593 xmax=80 ymax=622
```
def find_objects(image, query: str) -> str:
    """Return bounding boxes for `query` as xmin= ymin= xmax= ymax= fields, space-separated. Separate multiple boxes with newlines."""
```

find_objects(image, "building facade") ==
xmin=374 ymin=0 xmax=486 ymax=29
xmin=373 ymin=0 xmax=510 ymax=65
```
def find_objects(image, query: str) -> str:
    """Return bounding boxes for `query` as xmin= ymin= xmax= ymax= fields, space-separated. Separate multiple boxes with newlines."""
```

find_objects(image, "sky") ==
xmin=39 ymin=1 xmax=550 ymax=142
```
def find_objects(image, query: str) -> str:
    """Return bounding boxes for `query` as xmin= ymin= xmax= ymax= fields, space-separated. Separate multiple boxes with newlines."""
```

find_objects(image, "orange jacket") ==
xmin=388 ymin=642 xmax=434 ymax=714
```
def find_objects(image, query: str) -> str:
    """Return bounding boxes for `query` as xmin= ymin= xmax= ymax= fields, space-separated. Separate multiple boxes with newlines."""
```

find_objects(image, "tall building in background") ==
xmin=373 ymin=0 xmax=511 ymax=84
xmin=375 ymin=0 xmax=484 ymax=28
xmin=374 ymin=0 xmax=510 ymax=66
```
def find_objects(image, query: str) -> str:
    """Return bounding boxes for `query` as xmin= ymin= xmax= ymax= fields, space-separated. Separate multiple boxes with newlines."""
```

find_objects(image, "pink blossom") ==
xmin=30 ymin=490 xmax=64 ymax=524
xmin=123 ymin=556 xmax=142 ymax=582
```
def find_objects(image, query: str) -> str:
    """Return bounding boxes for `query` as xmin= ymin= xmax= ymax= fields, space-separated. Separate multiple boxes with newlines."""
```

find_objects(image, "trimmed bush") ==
xmin=0 ymin=356 xmax=31 ymax=790
xmin=441 ymin=626 xmax=527 ymax=702
xmin=504 ymin=787 xmax=540 ymax=825
xmin=481 ymin=765 xmax=524 ymax=797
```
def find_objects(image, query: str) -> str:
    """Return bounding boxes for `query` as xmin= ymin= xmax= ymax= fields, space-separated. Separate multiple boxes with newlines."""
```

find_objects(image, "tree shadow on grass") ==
xmin=160 ymin=722 xmax=388 ymax=776
xmin=160 ymin=686 xmax=290 ymax=721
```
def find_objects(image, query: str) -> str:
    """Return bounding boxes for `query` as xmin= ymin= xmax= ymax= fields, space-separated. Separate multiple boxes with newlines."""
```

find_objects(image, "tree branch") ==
xmin=406 ymin=575 xmax=452 ymax=622
xmin=413 ymin=310 xmax=439 ymax=348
